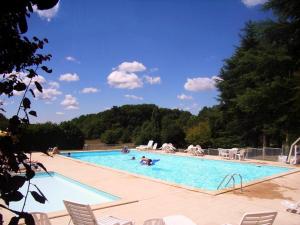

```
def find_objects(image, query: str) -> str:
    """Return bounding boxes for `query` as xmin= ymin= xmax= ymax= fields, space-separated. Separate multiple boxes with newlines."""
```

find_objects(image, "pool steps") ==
xmin=217 ymin=173 xmax=243 ymax=191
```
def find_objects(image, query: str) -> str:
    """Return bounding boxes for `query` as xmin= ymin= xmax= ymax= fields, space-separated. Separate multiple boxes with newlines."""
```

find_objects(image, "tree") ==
xmin=0 ymin=1 xmax=59 ymax=224
xmin=101 ymin=129 xmax=122 ymax=144
xmin=185 ymin=121 xmax=211 ymax=148
xmin=217 ymin=6 xmax=300 ymax=148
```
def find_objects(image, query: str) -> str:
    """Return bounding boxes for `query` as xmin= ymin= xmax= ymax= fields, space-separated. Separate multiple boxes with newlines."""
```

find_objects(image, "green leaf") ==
xmin=35 ymin=81 xmax=43 ymax=93
xmin=22 ymin=213 xmax=35 ymax=225
xmin=23 ymin=97 xmax=31 ymax=109
xmin=3 ymin=191 xmax=24 ymax=203
xmin=41 ymin=66 xmax=52 ymax=73
xmin=8 ymin=217 xmax=20 ymax=225
xmin=36 ymin=0 xmax=59 ymax=10
xmin=10 ymin=176 xmax=26 ymax=191
xmin=23 ymin=163 xmax=35 ymax=180
xmin=32 ymin=183 xmax=48 ymax=200
xmin=14 ymin=82 xmax=26 ymax=91
xmin=29 ymin=88 xmax=35 ymax=98
xmin=30 ymin=191 xmax=47 ymax=204
xmin=35 ymin=162 xmax=49 ymax=174
xmin=29 ymin=111 xmax=37 ymax=117
xmin=27 ymin=69 xmax=37 ymax=78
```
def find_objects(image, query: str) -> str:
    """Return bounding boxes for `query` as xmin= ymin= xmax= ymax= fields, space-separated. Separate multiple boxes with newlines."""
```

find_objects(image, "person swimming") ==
xmin=131 ymin=156 xmax=136 ymax=160
xmin=140 ymin=156 xmax=152 ymax=166
xmin=121 ymin=146 xmax=130 ymax=153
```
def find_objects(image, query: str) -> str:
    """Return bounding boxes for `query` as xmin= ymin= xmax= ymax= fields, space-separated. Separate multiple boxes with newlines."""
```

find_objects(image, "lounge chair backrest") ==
xmin=143 ymin=218 xmax=165 ymax=225
xmin=148 ymin=140 xmax=154 ymax=148
xmin=64 ymin=200 xmax=97 ymax=225
xmin=239 ymin=211 xmax=277 ymax=225
xmin=31 ymin=212 xmax=52 ymax=225
xmin=152 ymin=143 xmax=157 ymax=150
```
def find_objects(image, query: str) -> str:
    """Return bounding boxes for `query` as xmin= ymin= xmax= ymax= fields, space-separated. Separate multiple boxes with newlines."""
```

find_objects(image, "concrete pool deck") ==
xmin=2 ymin=151 xmax=300 ymax=225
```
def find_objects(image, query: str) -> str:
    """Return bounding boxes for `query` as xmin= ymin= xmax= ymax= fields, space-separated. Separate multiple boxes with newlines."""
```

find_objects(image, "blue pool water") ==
xmin=63 ymin=150 xmax=291 ymax=191
xmin=10 ymin=172 xmax=119 ymax=212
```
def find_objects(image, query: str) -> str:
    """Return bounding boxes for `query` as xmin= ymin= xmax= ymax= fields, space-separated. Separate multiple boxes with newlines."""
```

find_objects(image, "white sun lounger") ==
xmin=136 ymin=140 xmax=154 ymax=150
xmin=152 ymin=143 xmax=158 ymax=150
xmin=31 ymin=212 xmax=52 ymax=225
xmin=143 ymin=215 xmax=196 ymax=225
xmin=163 ymin=144 xmax=176 ymax=153
xmin=223 ymin=211 xmax=277 ymax=225
xmin=64 ymin=200 xmax=133 ymax=225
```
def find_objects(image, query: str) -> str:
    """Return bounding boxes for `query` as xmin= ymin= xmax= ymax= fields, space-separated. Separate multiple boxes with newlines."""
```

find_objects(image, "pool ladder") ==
xmin=217 ymin=173 xmax=243 ymax=191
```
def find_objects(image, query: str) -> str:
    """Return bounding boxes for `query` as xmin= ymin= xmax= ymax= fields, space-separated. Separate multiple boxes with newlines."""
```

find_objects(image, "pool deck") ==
xmin=2 ymin=151 xmax=300 ymax=225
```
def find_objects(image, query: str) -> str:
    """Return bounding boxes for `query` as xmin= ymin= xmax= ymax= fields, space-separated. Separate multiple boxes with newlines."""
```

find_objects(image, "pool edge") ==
xmin=58 ymin=151 xmax=300 ymax=196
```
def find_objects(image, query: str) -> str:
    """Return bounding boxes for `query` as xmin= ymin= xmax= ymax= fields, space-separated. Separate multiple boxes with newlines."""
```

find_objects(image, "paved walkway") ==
xmin=2 ymin=152 xmax=300 ymax=225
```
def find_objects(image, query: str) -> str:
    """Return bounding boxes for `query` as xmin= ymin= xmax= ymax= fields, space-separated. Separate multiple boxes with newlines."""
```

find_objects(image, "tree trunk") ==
xmin=262 ymin=133 xmax=267 ymax=160
xmin=284 ymin=131 xmax=289 ymax=155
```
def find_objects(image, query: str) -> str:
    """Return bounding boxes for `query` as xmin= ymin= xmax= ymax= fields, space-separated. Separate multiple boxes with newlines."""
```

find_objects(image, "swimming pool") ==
xmin=9 ymin=172 xmax=119 ymax=213
xmin=63 ymin=150 xmax=291 ymax=192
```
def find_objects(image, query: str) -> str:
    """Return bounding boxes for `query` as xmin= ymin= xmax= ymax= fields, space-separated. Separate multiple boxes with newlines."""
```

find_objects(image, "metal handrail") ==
xmin=217 ymin=173 xmax=243 ymax=191
xmin=232 ymin=173 xmax=243 ymax=191
xmin=217 ymin=174 xmax=231 ymax=189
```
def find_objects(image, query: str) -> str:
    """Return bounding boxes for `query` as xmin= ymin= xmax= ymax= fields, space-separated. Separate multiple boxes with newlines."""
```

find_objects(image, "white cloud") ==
xmin=241 ymin=0 xmax=267 ymax=7
xmin=107 ymin=70 xmax=143 ymax=89
xmin=144 ymin=76 xmax=161 ymax=85
xmin=124 ymin=94 xmax=143 ymax=100
xmin=118 ymin=61 xmax=146 ymax=72
xmin=184 ymin=76 xmax=221 ymax=92
xmin=177 ymin=94 xmax=193 ymax=100
xmin=56 ymin=112 xmax=64 ymax=115
xmin=33 ymin=1 xmax=60 ymax=22
xmin=34 ymin=88 xmax=62 ymax=101
xmin=61 ymin=94 xmax=79 ymax=110
xmin=5 ymin=72 xmax=62 ymax=103
xmin=108 ymin=61 xmax=162 ymax=89
xmin=65 ymin=56 xmax=76 ymax=61
xmin=48 ymin=81 xmax=60 ymax=88
xmin=65 ymin=56 xmax=80 ymax=63
xmin=81 ymin=87 xmax=99 ymax=94
xmin=59 ymin=73 xmax=79 ymax=82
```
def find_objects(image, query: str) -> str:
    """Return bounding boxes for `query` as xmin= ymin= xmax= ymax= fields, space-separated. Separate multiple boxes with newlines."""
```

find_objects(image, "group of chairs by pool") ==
xmin=30 ymin=199 xmax=300 ymax=225
xmin=136 ymin=140 xmax=176 ymax=153
xmin=135 ymin=141 xmax=249 ymax=160
xmin=218 ymin=148 xmax=246 ymax=160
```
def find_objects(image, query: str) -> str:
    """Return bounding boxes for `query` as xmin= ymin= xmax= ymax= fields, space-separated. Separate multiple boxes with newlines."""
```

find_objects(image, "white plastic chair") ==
xmin=163 ymin=215 xmax=197 ymax=225
xmin=235 ymin=149 xmax=246 ymax=160
xmin=282 ymin=200 xmax=300 ymax=213
xmin=224 ymin=211 xmax=277 ymax=225
xmin=64 ymin=200 xmax=133 ymax=225
xmin=152 ymin=143 xmax=158 ymax=150
xmin=219 ymin=149 xmax=229 ymax=159
xmin=143 ymin=218 xmax=165 ymax=225
xmin=136 ymin=140 xmax=154 ymax=150
xmin=31 ymin=212 xmax=52 ymax=225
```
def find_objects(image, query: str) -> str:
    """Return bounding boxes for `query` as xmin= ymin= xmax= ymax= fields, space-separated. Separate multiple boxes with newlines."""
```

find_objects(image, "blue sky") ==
xmin=3 ymin=0 xmax=272 ymax=123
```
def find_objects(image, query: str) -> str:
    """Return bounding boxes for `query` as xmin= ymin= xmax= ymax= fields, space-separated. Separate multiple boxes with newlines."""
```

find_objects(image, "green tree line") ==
xmin=0 ymin=116 xmax=84 ymax=150
xmin=69 ymin=104 xmax=194 ymax=148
